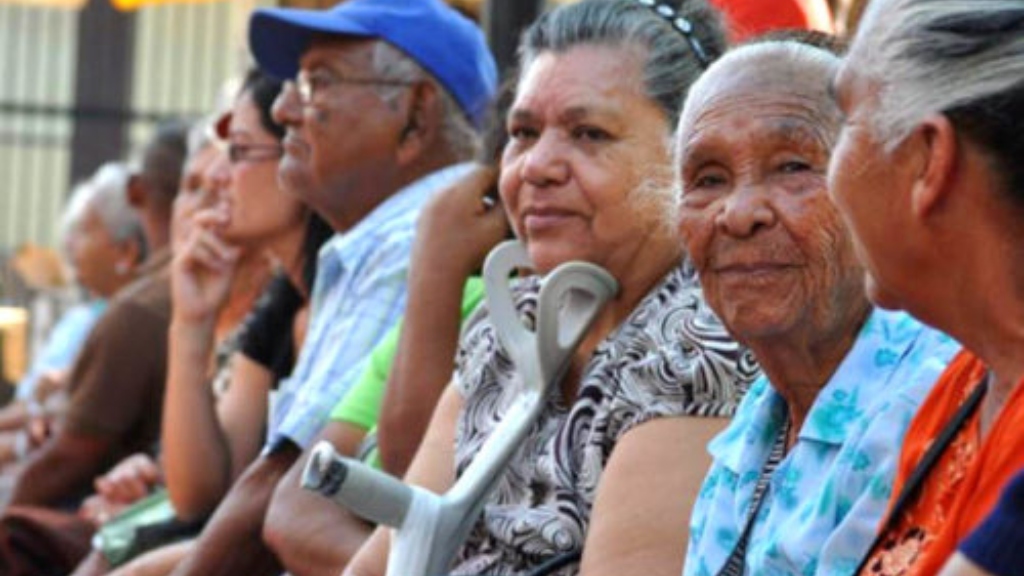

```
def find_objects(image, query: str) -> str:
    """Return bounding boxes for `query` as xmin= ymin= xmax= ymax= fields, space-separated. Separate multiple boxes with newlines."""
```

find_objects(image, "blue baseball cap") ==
xmin=249 ymin=0 xmax=498 ymax=129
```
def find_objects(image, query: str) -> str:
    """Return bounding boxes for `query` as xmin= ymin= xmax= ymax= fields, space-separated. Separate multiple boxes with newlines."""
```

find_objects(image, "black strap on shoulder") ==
xmin=459 ymin=550 xmax=582 ymax=576
xmin=523 ymin=550 xmax=583 ymax=576
xmin=715 ymin=418 xmax=790 ymax=576
xmin=853 ymin=378 xmax=988 ymax=574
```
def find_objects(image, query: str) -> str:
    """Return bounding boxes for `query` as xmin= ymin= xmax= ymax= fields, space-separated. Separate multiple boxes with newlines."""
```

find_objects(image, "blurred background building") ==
xmin=0 ymin=0 xmax=859 ymax=384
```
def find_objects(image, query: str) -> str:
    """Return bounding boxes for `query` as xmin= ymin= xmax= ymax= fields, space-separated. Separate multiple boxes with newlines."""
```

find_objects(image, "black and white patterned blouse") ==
xmin=450 ymin=262 xmax=760 ymax=575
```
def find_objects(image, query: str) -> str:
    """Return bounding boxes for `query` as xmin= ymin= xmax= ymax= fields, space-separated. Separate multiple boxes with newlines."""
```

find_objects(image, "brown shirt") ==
xmin=63 ymin=249 xmax=171 ymax=464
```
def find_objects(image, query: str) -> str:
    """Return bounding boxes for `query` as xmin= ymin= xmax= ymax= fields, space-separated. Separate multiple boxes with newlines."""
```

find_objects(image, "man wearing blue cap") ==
xmin=168 ymin=2 xmax=497 ymax=575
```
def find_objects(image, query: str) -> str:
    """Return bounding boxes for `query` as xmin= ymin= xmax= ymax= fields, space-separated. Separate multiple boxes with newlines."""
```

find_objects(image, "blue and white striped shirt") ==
xmin=265 ymin=163 xmax=473 ymax=451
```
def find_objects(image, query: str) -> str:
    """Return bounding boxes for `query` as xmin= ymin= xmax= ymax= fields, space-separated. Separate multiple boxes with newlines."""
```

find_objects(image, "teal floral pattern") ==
xmin=685 ymin=309 xmax=960 ymax=576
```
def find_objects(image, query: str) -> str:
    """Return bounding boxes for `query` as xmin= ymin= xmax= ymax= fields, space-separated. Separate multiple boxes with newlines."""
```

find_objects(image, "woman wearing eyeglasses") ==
xmin=67 ymin=69 xmax=334 ymax=576
xmin=159 ymin=68 xmax=330 ymax=526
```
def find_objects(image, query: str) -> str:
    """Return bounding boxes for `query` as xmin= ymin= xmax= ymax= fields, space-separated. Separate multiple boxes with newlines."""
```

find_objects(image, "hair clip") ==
xmin=636 ymin=0 xmax=713 ymax=68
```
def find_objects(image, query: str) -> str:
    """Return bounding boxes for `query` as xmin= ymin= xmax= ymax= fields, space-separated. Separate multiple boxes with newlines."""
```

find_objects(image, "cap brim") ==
xmin=249 ymin=7 xmax=375 ymax=81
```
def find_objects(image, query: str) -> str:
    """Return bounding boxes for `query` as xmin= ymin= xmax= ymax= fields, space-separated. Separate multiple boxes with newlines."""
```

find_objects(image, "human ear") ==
xmin=126 ymin=174 xmax=147 ymax=209
xmin=396 ymin=81 xmax=440 ymax=165
xmin=908 ymin=114 xmax=958 ymax=219
xmin=114 ymin=238 xmax=142 ymax=275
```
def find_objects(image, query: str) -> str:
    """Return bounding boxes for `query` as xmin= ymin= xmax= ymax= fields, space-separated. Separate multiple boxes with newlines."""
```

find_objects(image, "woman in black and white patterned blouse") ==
xmin=344 ymin=2 xmax=759 ymax=576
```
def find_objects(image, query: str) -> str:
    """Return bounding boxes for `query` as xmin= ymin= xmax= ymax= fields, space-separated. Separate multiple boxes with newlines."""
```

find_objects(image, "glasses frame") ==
xmin=224 ymin=142 xmax=284 ymax=165
xmin=293 ymin=67 xmax=415 ymax=107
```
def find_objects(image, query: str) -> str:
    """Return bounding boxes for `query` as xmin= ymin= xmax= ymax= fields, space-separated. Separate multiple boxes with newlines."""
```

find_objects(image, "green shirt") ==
xmin=329 ymin=277 xmax=485 ymax=467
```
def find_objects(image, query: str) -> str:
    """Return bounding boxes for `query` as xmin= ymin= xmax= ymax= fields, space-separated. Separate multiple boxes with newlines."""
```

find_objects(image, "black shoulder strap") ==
xmin=715 ymin=419 xmax=790 ymax=576
xmin=853 ymin=378 xmax=988 ymax=574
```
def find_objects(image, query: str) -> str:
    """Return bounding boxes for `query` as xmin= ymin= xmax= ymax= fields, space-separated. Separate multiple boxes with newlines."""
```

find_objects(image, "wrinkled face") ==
xmin=172 ymin=144 xmax=221 ymax=250
xmin=827 ymin=62 xmax=915 ymax=310
xmin=218 ymin=92 xmax=305 ymax=245
xmin=500 ymin=45 xmax=674 ymax=276
xmin=272 ymin=37 xmax=406 ymax=226
xmin=677 ymin=72 xmax=864 ymax=342
xmin=66 ymin=205 xmax=133 ymax=297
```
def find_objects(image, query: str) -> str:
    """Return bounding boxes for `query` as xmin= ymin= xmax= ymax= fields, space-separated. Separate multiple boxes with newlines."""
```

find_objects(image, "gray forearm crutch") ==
xmin=301 ymin=240 xmax=618 ymax=576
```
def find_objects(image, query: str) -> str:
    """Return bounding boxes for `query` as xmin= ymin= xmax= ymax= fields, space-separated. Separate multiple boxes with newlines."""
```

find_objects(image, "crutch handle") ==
xmin=301 ymin=441 xmax=413 ymax=529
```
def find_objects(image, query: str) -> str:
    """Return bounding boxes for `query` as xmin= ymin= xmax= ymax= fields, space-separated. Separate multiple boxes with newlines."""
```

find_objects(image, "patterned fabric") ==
xmin=210 ymin=320 xmax=247 ymax=398
xmin=685 ymin=309 xmax=959 ymax=576
xmin=451 ymin=263 xmax=759 ymax=576
xmin=265 ymin=163 xmax=473 ymax=451
xmin=719 ymin=420 xmax=789 ymax=576
xmin=859 ymin=356 xmax=984 ymax=576
xmin=859 ymin=351 xmax=1024 ymax=576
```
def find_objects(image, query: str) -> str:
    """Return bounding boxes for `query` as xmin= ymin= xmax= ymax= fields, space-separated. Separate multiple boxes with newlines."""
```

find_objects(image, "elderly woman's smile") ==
xmin=677 ymin=83 xmax=859 ymax=341
xmin=500 ymin=44 xmax=679 ymax=277
xmin=521 ymin=205 xmax=581 ymax=234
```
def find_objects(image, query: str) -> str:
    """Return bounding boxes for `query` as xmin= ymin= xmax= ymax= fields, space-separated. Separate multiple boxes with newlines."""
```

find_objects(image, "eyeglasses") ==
xmin=293 ymin=68 xmax=414 ymax=107
xmin=226 ymin=142 xmax=283 ymax=164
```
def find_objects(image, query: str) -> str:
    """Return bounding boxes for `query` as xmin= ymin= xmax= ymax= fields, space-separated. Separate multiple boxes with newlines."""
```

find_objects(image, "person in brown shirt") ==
xmin=6 ymin=122 xmax=186 ymax=510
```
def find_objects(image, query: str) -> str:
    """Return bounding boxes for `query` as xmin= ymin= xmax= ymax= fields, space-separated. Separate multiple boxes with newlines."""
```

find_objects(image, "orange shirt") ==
xmin=861 ymin=350 xmax=1024 ymax=575
xmin=709 ymin=0 xmax=834 ymax=41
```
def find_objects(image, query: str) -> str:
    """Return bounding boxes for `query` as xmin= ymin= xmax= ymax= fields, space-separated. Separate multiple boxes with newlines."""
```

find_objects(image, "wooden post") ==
xmin=68 ymin=1 xmax=135 ymax=185
xmin=482 ymin=0 xmax=543 ymax=79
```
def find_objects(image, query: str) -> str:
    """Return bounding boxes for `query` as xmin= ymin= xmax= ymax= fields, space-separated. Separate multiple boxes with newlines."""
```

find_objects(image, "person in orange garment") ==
xmin=827 ymin=0 xmax=1024 ymax=574
xmin=710 ymin=0 xmax=833 ymax=40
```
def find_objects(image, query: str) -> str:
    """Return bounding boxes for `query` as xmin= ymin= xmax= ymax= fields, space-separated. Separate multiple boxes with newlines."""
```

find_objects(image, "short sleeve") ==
xmin=240 ymin=275 xmax=302 ymax=380
xmin=960 ymin=471 xmax=1024 ymax=576
xmin=335 ymin=276 xmax=487 ymax=427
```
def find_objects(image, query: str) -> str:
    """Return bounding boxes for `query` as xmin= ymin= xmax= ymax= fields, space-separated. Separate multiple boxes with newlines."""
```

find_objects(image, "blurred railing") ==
xmin=0 ymin=0 xmax=245 ymax=261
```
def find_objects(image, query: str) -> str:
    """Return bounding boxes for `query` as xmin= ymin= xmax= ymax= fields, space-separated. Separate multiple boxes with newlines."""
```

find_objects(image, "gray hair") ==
xmin=62 ymin=162 xmax=144 ymax=249
xmin=518 ymin=0 xmax=728 ymax=129
xmin=674 ymin=41 xmax=841 ymax=205
xmin=370 ymin=41 xmax=481 ymax=161
xmin=847 ymin=0 xmax=1024 ymax=196
xmin=678 ymin=40 xmax=842 ymax=144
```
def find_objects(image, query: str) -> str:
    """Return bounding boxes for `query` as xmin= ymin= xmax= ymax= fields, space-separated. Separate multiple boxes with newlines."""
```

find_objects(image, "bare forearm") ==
xmin=169 ymin=447 xmax=297 ymax=576
xmin=107 ymin=538 xmax=194 ymax=576
xmin=9 ymin=434 xmax=107 ymax=507
xmin=264 ymin=448 xmax=374 ymax=576
xmin=162 ymin=321 xmax=231 ymax=520
xmin=343 ymin=527 xmax=390 ymax=576
xmin=265 ymin=499 xmax=373 ymax=576
xmin=0 ymin=402 xmax=30 ymax=432
xmin=378 ymin=266 xmax=468 ymax=475
xmin=346 ymin=389 xmax=462 ymax=576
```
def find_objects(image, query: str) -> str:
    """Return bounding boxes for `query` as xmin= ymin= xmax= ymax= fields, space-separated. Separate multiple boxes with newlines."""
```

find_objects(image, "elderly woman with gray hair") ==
xmin=0 ymin=162 xmax=144 ymax=468
xmin=344 ymin=1 xmax=760 ymax=575
xmin=824 ymin=1 xmax=1024 ymax=575
xmin=676 ymin=39 xmax=958 ymax=575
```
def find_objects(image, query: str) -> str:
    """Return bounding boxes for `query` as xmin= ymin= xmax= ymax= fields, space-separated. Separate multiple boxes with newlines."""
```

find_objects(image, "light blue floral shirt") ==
xmin=265 ymin=163 xmax=473 ymax=451
xmin=684 ymin=309 xmax=960 ymax=576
